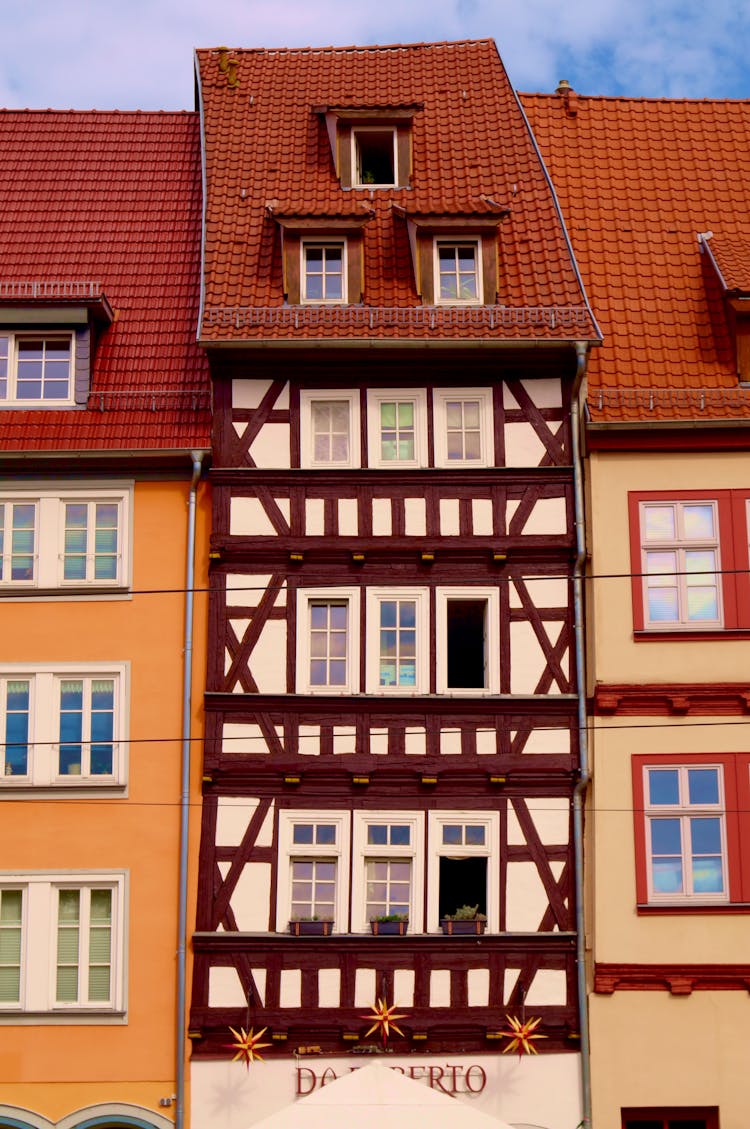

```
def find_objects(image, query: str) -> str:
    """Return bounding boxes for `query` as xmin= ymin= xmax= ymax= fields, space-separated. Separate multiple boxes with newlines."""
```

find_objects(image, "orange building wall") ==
xmin=0 ymin=477 xmax=210 ymax=1121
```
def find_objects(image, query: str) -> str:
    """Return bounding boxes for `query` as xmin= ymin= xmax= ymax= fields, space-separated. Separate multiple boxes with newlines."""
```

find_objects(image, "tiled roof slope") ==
xmin=0 ymin=111 xmax=210 ymax=451
xmin=195 ymin=41 xmax=598 ymax=343
xmin=521 ymin=91 xmax=750 ymax=423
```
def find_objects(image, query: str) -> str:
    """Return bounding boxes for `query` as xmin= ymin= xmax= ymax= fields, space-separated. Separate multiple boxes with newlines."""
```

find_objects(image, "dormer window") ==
xmin=0 ymin=334 xmax=73 ymax=405
xmin=353 ymin=129 xmax=396 ymax=187
xmin=435 ymin=241 xmax=481 ymax=304
xmin=302 ymin=241 xmax=346 ymax=303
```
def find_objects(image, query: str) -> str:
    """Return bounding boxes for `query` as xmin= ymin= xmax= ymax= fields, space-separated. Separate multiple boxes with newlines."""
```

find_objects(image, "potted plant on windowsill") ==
xmin=440 ymin=905 xmax=487 ymax=935
xmin=370 ymin=913 xmax=408 ymax=936
xmin=288 ymin=916 xmax=334 ymax=936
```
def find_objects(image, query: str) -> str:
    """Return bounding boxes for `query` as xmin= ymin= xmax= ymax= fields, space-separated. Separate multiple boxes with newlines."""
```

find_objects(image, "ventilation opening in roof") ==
xmin=354 ymin=130 xmax=395 ymax=186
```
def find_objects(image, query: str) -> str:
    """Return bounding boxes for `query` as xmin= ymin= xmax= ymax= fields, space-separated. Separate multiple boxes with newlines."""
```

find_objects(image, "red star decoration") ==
xmin=225 ymin=1025 xmax=271 ymax=1068
xmin=360 ymin=997 xmax=408 ymax=1048
xmin=499 ymin=1015 xmax=547 ymax=1057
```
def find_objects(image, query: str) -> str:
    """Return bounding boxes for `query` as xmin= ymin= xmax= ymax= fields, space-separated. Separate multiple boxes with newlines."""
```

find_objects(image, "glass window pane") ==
xmin=390 ymin=825 xmax=410 ymax=845
xmin=650 ymin=818 xmax=681 ymax=854
xmin=644 ymin=505 xmax=676 ymax=541
xmin=651 ymin=856 xmax=683 ymax=894
xmin=443 ymin=825 xmax=462 ymax=845
xmin=690 ymin=816 xmax=722 ymax=855
xmin=293 ymin=825 xmax=314 ymax=845
xmin=315 ymin=824 xmax=336 ymax=845
xmin=367 ymin=825 xmax=388 ymax=845
xmin=683 ymin=504 xmax=715 ymax=539
xmin=465 ymin=825 xmax=486 ymax=845
xmin=688 ymin=768 xmax=719 ymax=805
xmin=648 ymin=769 xmax=680 ymax=805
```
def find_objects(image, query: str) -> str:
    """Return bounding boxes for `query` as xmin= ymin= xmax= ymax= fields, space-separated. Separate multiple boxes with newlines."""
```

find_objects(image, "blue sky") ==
xmin=1 ymin=0 xmax=747 ymax=110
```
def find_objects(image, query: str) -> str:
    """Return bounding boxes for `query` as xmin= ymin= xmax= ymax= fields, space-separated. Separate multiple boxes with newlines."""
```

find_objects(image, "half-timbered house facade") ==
xmin=189 ymin=41 xmax=600 ymax=1129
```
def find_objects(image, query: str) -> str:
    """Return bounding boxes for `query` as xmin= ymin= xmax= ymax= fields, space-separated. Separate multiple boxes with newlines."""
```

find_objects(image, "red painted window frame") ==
xmin=628 ymin=489 xmax=750 ymax=634
xmin=632 ymin=752 xmax=750 ymax=908
xmin=621 ymin=1107 xmax=719 ymax=1129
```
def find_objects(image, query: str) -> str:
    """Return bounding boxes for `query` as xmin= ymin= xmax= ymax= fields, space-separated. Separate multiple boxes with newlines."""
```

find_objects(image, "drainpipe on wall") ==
xmin=176 ymin=451 xmax=204 ymax=1129
xmin=571 ymin=342 xmax=592 ymax=1128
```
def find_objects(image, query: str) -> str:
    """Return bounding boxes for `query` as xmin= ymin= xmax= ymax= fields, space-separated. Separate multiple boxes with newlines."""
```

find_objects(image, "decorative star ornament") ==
xmin=360 ymin=997 xmax=408 ymax=1048
xmin=499 ymin=1014 xmax=546 ymax=1057
xmin=226 ymin=1025 xmax=271 ymax=1068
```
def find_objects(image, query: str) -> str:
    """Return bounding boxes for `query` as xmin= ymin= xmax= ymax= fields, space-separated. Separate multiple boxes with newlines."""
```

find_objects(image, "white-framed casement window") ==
xmin=434 ymin=240 xmax=481 ymax=304
xmin=0 ymin=664 xmax=127 ymax=788
xmin=0 ymin=333 xmax=74 ymax=406
xmin=0 ymin=486 xmax=132 ymax=590
xmin=352 ymin=128 xmax=397 ymax=187
xmin=436 ymin=586 xmax=500 ymax=694
xmin=296 ymin=587 xmax=361 ymax=693
xmin=365 ymin=587 xmax=429 ymax=694
xmin=351 ymin=811 xmax=424 ymax=932
xmin=299 ymin=390 xmax=361 ymax=468
xmin=643 ymin=764 xmax=728 ymax=903
xmin=276 ymin=811 xmax=350 ymax=933
xmin=433 ymin=388 xmax=494 ymax=467
xmin=427 ymin=811 xmax=500 ymax=932
xmin=640 ymin=501 xmax=721 ymax=628
xmin=301 ymin=241 xmax=347 ymax=303
xmin=0 ymin=873 xmax=126 ymax=1016
xmin=366 ymin=389 xmax=428 ymax=468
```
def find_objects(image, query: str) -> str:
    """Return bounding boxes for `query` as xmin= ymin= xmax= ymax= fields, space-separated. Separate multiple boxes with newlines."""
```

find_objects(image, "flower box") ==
xmin=370 ymin=919 xmax=408 ymax=936
xmin=440 ymin=918 xmax=487 ymax=935
xmin=288 ymin=919 xmax=333 ymax=936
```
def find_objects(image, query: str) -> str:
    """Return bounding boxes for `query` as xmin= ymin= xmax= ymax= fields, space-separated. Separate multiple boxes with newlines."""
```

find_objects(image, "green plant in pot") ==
xmin=370 ymin=912 xmax=408 ymax=935
xmin=440 ymin=904 xmax=487 ymax=935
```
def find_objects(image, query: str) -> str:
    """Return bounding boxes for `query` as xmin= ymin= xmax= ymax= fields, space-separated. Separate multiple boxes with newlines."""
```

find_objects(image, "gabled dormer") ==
xmin=699 ymin=233 xmax=750 ymax=382
xmin=268 ymin=211 xmax=374 ymax=305
xmin=314 ymin=104 xmax=421 ymax=189
xmin=397 ymin=209 xmax=508 ymax=305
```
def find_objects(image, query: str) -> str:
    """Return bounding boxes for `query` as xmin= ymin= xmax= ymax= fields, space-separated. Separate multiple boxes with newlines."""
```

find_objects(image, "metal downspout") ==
xmin=176 ymin=451 xmax=204 ymax=1129
xmin=571 ymin=341 xmax=592 ymax=1127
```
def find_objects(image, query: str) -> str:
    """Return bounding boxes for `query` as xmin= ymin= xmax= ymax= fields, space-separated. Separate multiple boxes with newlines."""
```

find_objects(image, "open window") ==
xmin=436 ymin=587 xmax=500 ymax=694
xmin=428 ymin=812 xmax=499 ymax=931
xmin=353 ymin=129 xmax=396 ymax=186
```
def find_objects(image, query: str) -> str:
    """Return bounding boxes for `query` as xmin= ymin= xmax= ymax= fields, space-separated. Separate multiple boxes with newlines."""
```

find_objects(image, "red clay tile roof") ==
xmin=702 ymin=236 xmax=750 ymax=294
xmin=196 ymin=40 xmax=598 ymax=344
xmin=0 ymin=111 xmax=210 ymax=452
xmin=521 ymin=91 xmax=750 ymax=423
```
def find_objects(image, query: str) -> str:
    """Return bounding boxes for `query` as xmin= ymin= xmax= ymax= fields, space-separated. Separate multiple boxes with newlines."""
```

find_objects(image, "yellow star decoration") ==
xmin=226 ymin=1025 xmax=271 ymax=1068
xmin=499 ymin=1015 xmax=546 ymax=1057
xmin=360 ymin=997 xmax=408 ymax=1048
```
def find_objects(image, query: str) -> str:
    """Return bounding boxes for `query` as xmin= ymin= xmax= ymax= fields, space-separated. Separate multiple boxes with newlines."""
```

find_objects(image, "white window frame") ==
xmin=351 ymin=811 xmax=424 ymax=933
xmin=434 ymin=239 xmax=482 ymax=305
xmin=0 ymin=872 xmax=126 ymax=1017
xmin=0 ymin=332 xmax=75 ymax=407
xmin=299 ymin=389 xmax=361 ymax=469
xmin=296 ymin=587 xmax=361 ymax=694
xmin=0 ymin=499 xmax=37 ymax=585
xmin=432 ymin=388 xmax=494 ymax=467
xmin=276 ymin=811 xmax=350 ymax=933
xmin=0 ymin=484 xmax=132 ymax=591
xmin=351 ymin=127 xmax=397 ymax=188
xmin=366 ymin=389 xmax=428 ymax=469
xmin=0 ymin=664 xmax=128 ymax=790
xmin=366 ymin=587 xmax=429 ymax=695
xmin=643 ymin=764 xmax=728 ymax=905
xmin=436 ymin=586 xmax=500 ymax=695
xmin=301 ymin=240 xmax=347 ymax=304
xmin=427 ymin=811 xmax=499 ymax=932
xmin=639 ymin=500 xmax=722 ymax=629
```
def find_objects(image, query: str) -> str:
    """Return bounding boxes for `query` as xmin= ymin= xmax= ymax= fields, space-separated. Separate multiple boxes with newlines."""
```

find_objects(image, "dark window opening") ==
xmin=438 ymin=856 xmax=487 ymax=919
xmin=622 ymin=1110 xmax=718 ymax=1129
xmin=355 ymin=131 xmax=395 ymax=185
xmin=446 ymin=599 xmax=486 ymax=688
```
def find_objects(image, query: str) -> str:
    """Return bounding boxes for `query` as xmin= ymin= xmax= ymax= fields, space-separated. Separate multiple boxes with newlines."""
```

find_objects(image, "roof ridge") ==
xmin=521 ymin=91 xmax=750 ymax=105
xmin=198 ymin=39 xmax=495 ymax=57
xmin=0 ymin=107 xmax=197 ymax=117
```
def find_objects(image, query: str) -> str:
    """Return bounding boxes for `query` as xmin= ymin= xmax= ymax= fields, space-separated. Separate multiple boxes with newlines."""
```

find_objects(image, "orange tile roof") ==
xmin=521 ymin=91 xmax=750 ymax=423
xmin=196 ymin=41 xmax=598 ymax=344
xmin=0 ymin=111 xmax=210 ymax=452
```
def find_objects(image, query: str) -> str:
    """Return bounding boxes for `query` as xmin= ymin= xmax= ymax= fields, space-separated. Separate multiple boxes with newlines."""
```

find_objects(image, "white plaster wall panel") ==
xmin=230 ymin=863 xmax=272 ymax=931
xmin=522 ymin=496 xmax=567 ymax=536
xmin=209 ymin=966 xmax=247 ymax=1008
xmin=333 ymin=726 xmax=356 ymax=754
xmin=513 ymin=727 xmax=570 ymax=755
xmin=338 ymin=498 xmax=358 ymax=535
xmin=503 ymin=385 xmax=521 ymax=409
xmin=222 ymin=723 xmax=269 ymax=756
xmin=530 ymin=798 xmax=570 ymax=844
xmin=404 ymin=497 xmax=426 ymax=535
xmin=305 ymin=497 xmax=325 ymax=535
xmin=405 ymin=727 xmax=426 ymax=755
xmin=369 ymin=728 xmax=389 ymax=755
xmin=216 ymin=797 xmax=260 ymax=845
xmin=504 ymin=423 xmax=547 ymax=468
xmin=506 ymin=806 xmax=525 ymax=847
xmin=393 ymin=968 xmax=415 ymax=1007
xmin=505 ymin=500 xmax=518 ymax=533
xmin=318 ymin=968 xmax=341 ymax=1007
xmin=502 ymin=967 xmax=521 ymax=1005
xmin=275 ymin=497 xmax=291 ymax=524
xmin=232 ymin=422 xmax=244 ymax=439
xmin=526 ymin=377 xmax=562 ymax=409
xmin=508 ymin=576 xmax=568 ymax=609
xmin=256 ymin=802 xmax=275 ymax=847
xmin=233 ymin=378 xmax=273 ymax=409
xmin=249 ymin=423 xmax=291 ymax=469
xmin=472 ymin=498 xmax=493 ymax=535
xmin=372 ymin=497 xmax=392 ymax=536
xmin=467 ymin=968 xmax=490 ymax=1007
xmin=249 ymin=620 xmax=287 ymax=693
xmin=226 ymin=573 xmax=280 ymax=605
xmin=440 ymin=728 xmax=462 ymax=755
xmin=429 ymin=969 xmax=451 ymax=1007
xmin=298 ymin=725 xmax=320 ymax=755
xmin=476 ymin=728 xmax=497 ymax=755
xmin=217 ymin=862 xmax=230 ymax=881
xmin=354 ymin=968 xmax=376 ymax=1007
xmin=505 ymin=862 xmax=549 ymax=932
xmin=439 ymin=497 xmax=460 ymax=535
xmin=279 ymin=969 xmax=301 ymax=1008
xmin=524 ymin=968 xmax=567 ymax=1007
xmin=251 ymin=968 xmax=267 ymax=1006
xmin=231 ymin=497 xmax=277 ymax=536
xmin=509 ymin=621 xmax=547 ymax=694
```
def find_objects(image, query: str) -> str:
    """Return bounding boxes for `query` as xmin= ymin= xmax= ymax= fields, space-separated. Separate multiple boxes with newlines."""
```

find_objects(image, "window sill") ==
xmin=0 ymin=1009 xmax=126 ymax=1024
xmin=637 ymin=902 xmax=750 ymax=915
xmin=634 ymin=629 xmax=750 ymax=642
